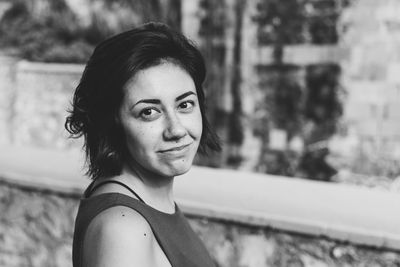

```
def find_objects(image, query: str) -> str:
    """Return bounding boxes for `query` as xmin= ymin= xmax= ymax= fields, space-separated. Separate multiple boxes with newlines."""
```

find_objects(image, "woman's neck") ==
xmin=117 ymin=164 xmax=176 ymax=213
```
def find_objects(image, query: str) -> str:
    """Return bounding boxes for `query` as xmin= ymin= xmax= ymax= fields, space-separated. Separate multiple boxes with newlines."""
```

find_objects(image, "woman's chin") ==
xmin=158 ymin=160 xmax=194 ymax=177
xmin=167 ymin=166 xmax=192 ymax=177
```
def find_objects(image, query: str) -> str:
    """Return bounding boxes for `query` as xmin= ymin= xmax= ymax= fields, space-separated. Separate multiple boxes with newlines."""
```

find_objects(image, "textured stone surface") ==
xmin=0 ymin=182 xmax=78 ymax=267
xmin=13 ymin=63 xmax=82 ymax=149
xmin=188 ymin=218 xmax=400 ymax=267
xmin=338 ymin=0 xmax=400 ymax=159
xmin=1 ymin=181 xmax=400 ymax=267
xmin=321 ymin=0 xmax=400 ymax=179
xmin=0 ymin=59 xmax=84 ymax=150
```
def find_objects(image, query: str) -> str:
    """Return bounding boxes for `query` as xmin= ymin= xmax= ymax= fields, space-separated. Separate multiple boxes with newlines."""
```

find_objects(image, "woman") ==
xmin=65 ymin=22 xmax=220 ymax=267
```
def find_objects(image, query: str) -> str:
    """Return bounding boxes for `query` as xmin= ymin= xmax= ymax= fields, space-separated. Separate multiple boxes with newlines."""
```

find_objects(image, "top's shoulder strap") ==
xmin=86 ymin=180 xmax=146 ymax=204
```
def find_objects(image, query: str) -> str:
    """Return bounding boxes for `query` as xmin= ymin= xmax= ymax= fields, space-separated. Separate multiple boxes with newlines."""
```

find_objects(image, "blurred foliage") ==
xmin=0 ymin=0 xmax=181 ymax=63
xmin=254 ymin=64 xmax=343 ymax=180
xmin=194 ymin=0 xmax=346 ymax=180
xmin=251 ymin=0 xmax=345 ymax=181
xmin=254 ymin=0 xmax=344 ymax=45
xmin=257 ymin=149 xmax=299 ymax=177
xmin=304 ymin=64 xmax=343 ymax=141
xmin=254 ymin=0 xmax=306 ymax=45
xmin=0 ymin=0 xmax=92 ymax=62
xmin=195 ymin=0 xmax=233 ymax=168
xmin=297 ymin=147 xmax=338 ymax=181
xmin=297 ymin=64 xmax=342 ymax=180
xmin=198 ymin=0 xmax=246 ymax=167
xmin=270 ymin=66 xmax=303 ymax=137
xmin=254 ymin=63 xmax=343 ymax=180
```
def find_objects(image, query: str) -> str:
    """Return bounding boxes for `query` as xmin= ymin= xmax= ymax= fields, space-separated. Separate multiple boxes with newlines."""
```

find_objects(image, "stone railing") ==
xmin=1 ymin=144 xmax=400 ymax=267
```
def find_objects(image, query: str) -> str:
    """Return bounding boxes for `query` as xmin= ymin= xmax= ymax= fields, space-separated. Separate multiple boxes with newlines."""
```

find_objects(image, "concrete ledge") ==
xmin=177 ymin=168 xmax=400 ymax=251
xmin=0 ymin=145 xmax=88 ymax=195
xmin=1 ymin=144 xmax=399 ymax=251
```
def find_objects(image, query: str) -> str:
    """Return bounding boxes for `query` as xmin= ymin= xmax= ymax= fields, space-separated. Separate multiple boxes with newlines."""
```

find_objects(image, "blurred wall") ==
xmin=335 ymin=0 xmax=400 ymax=177
xmin=1 ymin=0 xmax=400 ymax=180
xmin=186 ymin=0 xmax=400 ymax=181
xmin=0 ymin=59 xmax=82 ymax=149
xmin=183 ymin=0 xmax=347 ymax=180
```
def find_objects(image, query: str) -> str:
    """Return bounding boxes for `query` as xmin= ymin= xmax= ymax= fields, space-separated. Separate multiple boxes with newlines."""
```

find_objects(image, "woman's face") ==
xmin=119 ymin=62 xmax=203 ymax=178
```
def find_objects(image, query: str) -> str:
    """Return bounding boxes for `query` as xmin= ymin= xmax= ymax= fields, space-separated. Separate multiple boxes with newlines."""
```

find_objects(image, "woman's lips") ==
xmin=158 ymin=143 xmax=192 ymax=153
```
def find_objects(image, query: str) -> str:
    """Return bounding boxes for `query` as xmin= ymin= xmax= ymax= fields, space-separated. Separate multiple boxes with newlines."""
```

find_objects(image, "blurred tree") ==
xmin=0 ymin=0 xmax=181 ymax=63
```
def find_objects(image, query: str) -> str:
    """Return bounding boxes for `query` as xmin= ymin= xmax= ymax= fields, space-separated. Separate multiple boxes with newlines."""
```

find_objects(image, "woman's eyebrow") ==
xmin=132 ymin=99 xmax=160 ymax=108
xmin=176 ymin=91 xmax=196 ymax=101
xmin=132 ymin=91 xmax=196 ymax=108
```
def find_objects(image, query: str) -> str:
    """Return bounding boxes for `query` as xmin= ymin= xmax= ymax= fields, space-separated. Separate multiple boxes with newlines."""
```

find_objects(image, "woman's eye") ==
xmin=139 ymin=108 xmax=160 ymax=120
xmin=178 ymin=101 xmax=194 ymax=112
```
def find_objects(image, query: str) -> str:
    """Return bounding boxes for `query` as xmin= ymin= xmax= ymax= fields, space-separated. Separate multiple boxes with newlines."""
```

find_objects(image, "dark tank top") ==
xmin=72 ymin=181 xmax=216 ymax=267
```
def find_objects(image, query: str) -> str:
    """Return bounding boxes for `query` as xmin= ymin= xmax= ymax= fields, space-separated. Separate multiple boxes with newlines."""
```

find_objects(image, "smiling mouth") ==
xmin=159 ymin=143 xmax=191 ymax=153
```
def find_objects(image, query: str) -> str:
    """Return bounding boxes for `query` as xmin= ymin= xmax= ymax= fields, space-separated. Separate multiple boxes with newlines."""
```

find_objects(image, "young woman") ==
xmin=65 ymin=22 xmax=220 ymax=267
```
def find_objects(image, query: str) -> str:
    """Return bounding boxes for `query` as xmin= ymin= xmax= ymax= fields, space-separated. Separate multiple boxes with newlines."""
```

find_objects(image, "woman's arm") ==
xmin=82 ymin=206 xmax=157 ymax=267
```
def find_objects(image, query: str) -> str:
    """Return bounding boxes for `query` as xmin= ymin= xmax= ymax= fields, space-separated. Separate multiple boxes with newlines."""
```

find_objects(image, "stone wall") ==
xmin=0 ymin=182 xmax=77 ymax=267
xmin=1 ymin=180 xmax=399 ymax=267
xmin=0 ymin=58 xmax=83 ymax=149
xmin=13 ymin=62 xmax=83 ymax=149
xmin=335 ymin=0 xmax=400 ymax=177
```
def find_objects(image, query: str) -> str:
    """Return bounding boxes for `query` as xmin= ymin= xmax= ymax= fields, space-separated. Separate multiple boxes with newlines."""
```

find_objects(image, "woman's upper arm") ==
xmin=83 ymin=206 xmax=155 ymax=267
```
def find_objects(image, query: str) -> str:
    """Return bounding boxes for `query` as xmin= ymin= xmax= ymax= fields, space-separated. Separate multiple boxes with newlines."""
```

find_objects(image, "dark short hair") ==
xmin=65 ymin=22 xmax=220 ymax=179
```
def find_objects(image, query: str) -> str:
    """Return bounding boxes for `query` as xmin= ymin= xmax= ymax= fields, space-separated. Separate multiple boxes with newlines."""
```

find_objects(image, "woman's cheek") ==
xmin=192 ymin=111 xmax=203 ymax=139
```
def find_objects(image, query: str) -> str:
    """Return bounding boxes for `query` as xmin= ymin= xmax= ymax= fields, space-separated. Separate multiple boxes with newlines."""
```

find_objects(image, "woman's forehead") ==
xmin=123 ymin=62 xmax=196 ymax=102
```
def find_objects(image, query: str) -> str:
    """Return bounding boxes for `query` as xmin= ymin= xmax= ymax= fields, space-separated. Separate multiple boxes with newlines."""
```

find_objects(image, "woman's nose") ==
xmin=163 ymin=113 xmax=187 ymax=141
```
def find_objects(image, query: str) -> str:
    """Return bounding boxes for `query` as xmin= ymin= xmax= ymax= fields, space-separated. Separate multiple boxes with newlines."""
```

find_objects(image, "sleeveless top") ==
xmin=72 ymin=181 xmax=216 ymax=267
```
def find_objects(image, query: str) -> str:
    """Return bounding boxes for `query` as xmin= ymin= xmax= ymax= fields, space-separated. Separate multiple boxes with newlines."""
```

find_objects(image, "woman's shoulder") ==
xmin=88 ymin=205 xmax=152 ymax=235
xmin=83 ymin=205 xmax=156 ymax=267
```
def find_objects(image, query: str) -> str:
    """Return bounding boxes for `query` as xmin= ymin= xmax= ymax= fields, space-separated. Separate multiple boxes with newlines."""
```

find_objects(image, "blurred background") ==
xmin=1 ymin=0 xmax=400 ymax=266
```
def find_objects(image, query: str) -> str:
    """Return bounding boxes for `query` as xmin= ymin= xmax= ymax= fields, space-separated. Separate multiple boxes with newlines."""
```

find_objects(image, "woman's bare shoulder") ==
xmin=86 ymin=205 xmax=152 ymax=237
xmin=83 ymin=205 xmax=155 ymax=267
